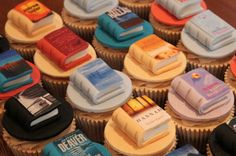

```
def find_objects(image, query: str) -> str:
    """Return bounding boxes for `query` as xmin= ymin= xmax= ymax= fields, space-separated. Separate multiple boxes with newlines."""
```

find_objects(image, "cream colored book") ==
xmin=112 ymin=95 xmax=171 ymax=147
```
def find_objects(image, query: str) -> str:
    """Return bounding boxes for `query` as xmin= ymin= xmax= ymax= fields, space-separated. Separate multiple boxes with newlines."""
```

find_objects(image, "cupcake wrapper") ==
xmin=165 ymin=104 xmax=234 ymax=154
xmin=177 ymin=41 xmax=230 ymax=80
xmin=10 ymin=44 xmax=36 ymax=63
xmin=42 ymin=74 xmax=68 ymax=98
xmin=119 ymin=0 xmax=153 ymax=20
xmin=74 ymin=110 xmax=109 ymax=143
xmin=224 ymin=67 xmax=236 ymax=115
xmin=133 ymin=86 xmax=168 ymax=109
xmin=206 ymin=144 xmax=213 ymax=156
xmin=0 ymin=134 xmax=13 ymax=156
xmin=149 ymin=14 xmax=181 ymax=45
xmin=92 ymin=38 xmax=127 ymax=71
xmin=61 ymin=9 xmax=97 ymax=42
xmin=104 ymin=138 xmax=177 ymax=156
xmin=3 ymin=119 xmax=76 ymax=156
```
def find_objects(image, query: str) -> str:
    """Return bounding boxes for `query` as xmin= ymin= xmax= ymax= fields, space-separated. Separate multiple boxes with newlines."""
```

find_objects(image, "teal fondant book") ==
xmin=98 ymin=6 xmax=144 ymax=41
xmin=0 ymin=50 xmax=32 ymax=92
xmin=43 ymin=129 xmax=111 ymax=156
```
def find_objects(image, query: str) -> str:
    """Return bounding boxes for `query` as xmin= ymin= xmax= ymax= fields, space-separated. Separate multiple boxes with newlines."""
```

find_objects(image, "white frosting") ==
xmin=72 ymin=0 xmax=113 ymax=13
xmin=156 ymin=0 xmax=203 ymax=19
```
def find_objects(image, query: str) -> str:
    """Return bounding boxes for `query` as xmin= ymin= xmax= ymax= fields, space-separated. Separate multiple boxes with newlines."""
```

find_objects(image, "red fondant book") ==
xmin=37 ymin=27 xmax=91 ymax=71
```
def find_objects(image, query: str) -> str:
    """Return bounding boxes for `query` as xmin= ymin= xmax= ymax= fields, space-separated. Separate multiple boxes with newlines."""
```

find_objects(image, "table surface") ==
xmin=0 ymin=0 xmax=236 ymax=35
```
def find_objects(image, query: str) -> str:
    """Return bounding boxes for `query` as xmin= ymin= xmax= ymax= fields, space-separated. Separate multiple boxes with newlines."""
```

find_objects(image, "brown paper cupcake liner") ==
xmin=92 ymin=37 xmax=128 ymax=71
xmin=133 ymin=86 xmax=168 ymax=109
xmin=0 ymin=100 xmax=5 ymax=132
xmin=119 ymin=0 xmax=153 ymax=20
xmin=165 ymin=104 xmax=234 ymax=153
xmin=61 ymin=9 xmax=97 ymax=42
xmin=104 ymin=138 xmax=177 ymax=156
xmin=206 ymin=144 xmax=213 ymax=156
xmin=177 ymin=41 xmax=230 ymax=80
xmin=3 ymin=119 xmax=76 ymax=156
xmin=74 ymin=109 xmax=111 ymax=143
xmin=10 ymin=44 xmax=36 ymax=63
xmin=0 ymin=136 xmax=14 ymax=156
xmin=42 ymin=74 xmax=69 ymax=98
xmin=149 ymin=14 xmax=181 ymax=45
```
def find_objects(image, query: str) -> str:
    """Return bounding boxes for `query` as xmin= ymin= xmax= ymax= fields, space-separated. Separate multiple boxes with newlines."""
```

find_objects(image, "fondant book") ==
xmin=7 ymin=0 xmax=55 ymax=36
xmin=185 ymin=10 xmax=236 ymax=50
xmin=156 ymin=0 xmax=203 ymax=19
xmin=72 ymin=0 xmax=113 ymax=13
xmin=129 ymin=35 xmax=180 ymax=74
xmin=167 ymin=144 xmax=202 ymax=156
xmin=37 ymin=27 xmax=91 ymax=71
xmin=43 ymin=129 xmax=111 ymax=156
xmin=112 ymin=96 xmax=170 ymax=147
xmin=5 ymin=84 xmax=61 ymax=130
xmin=70 ymin=59 xmax=124 ymax=104
xmin=98 ymin=6 xmax=144 ymax=41
xmin=171 ymin=68 xmax=230 ymax=114
xmin=0 ymin=50 xmax=32 ymax=92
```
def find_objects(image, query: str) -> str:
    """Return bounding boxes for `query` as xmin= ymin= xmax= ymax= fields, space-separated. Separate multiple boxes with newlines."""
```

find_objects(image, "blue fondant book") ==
xmin=98 ymin=6 xmax=144 ymax=41
xmin=43 ymin=129 xmax=111 ymax=156
xmin=167 ymin=144 xmax=202 ymax=156
xmin=0 ymin=50 xmax=32 ymax=92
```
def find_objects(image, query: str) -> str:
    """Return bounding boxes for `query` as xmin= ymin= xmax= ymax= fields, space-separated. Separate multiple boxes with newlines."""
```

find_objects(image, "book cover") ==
xmin=37 ymin=27 xmax=91 ymax=70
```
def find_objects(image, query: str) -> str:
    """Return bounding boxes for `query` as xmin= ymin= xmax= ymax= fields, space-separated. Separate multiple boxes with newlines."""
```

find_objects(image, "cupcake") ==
xmin=2 ymin=84 xmax=75 ymax=156
xmin=92 ymin=6 xmax=153 ymax=71
xmin=178 ymin=10 xmax=236 ymax=80
xmin=0 ymin=49 xmax=40 ymax=155
xmin=5 ymin=0 xmax=63 ymax=62
xmin=66 ymin=58 xmax=132 ymax=143
xmin=119 ymin=0 xmax=154 ymax=20
xmin=207 ymin=118 xmax=236 ymax=156
xmin=149 ymin=0 xmax=207 ymax=45
xmin=225 ymin=55 xmax=236 ymax=96
xmin=124 ymin=34 xmax=187 ymax=107
xmin=43 ymin=129 xmax=111 ymax=156
xmin=34 ymin=27 xmax=96 ymax=98
xmin=62 ymin=0 xmax=118 ymax=42
xmin=165 ymin=68 xmax=234 ymax=153
xmin=167 ymin=144 xmax=202 ymax=156
xmin=104 ymin=96 xmax=177 ymax=155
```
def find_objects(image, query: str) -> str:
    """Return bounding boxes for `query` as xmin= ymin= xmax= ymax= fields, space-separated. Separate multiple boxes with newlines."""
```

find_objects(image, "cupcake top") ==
xmin=2 ymin=84 xmax=74 ymax=141
xmin=34 ymin=27 xmax=97 ymax=78
xmin=105 ymin=96 xmax=176 ymax=155
xmin=0 ymin=35 xmax=10 ymax=52
xmin=181 ymin=10 xmax=236 ymax=59
xmin=64 ymin=0 xmax=118 ymax=20
xmin=168 ymin=68 xmax=234 ymax=121
xmin=209 ymin=117 xmax=236 ymax=156
xmin=5 ymin=0 xmax=63 ymax=43
xmin=67 ymin=58 xmax=132 ymax=113
xmin=0 ymin=50 xmax=40 ymax=100
xmin=124 ymin=34 xmax=187 ymax=82
xmin=43 ymin=129 xmax=111 ymax=156
xmin=95 ymin=6 xmax=153 ymax=49
xmin=151 ymin=0 xmax=207 ymax=26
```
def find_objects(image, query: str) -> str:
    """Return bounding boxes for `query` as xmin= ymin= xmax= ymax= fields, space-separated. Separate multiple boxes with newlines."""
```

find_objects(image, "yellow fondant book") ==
xmin=112 ymin=95 xmax=171 ymax=147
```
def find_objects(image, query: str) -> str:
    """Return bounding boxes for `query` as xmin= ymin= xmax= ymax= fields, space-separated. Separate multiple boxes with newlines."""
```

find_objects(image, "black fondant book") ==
xmin=5 ymin=84 xmax=61 ymax=130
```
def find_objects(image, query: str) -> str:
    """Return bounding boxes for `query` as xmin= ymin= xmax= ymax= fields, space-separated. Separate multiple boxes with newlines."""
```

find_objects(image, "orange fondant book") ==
xmin=37 ymin=27 xmax=91 ymax=71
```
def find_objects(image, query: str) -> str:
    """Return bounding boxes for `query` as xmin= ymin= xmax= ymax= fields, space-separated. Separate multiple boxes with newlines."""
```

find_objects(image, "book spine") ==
xmin=37 ymin=39 xmax=65 ymax=68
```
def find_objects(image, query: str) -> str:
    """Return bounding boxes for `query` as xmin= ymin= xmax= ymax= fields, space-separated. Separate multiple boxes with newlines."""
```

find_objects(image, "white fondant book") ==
xmin=70 ymin=58 xmax=124 ymax=104
xmin=129 ymin=35 xmax=180 ymax=74
xmin=72 ymin=0 xmax=113 ymax=13
xmin=156 ymin=0 xmax=203 ymax=19
xmin=185 ymin=10 xmax=236 ymax=50
xmin=112 ymin=96 xmax=170 ymax=147
xmin=171 ymin=68 xmax=230 ymax=114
